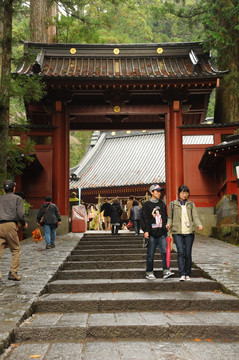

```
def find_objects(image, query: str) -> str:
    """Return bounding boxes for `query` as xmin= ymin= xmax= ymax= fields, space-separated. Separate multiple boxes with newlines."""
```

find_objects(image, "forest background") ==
xmin=0 ymin=0 xmax=238 ymax=177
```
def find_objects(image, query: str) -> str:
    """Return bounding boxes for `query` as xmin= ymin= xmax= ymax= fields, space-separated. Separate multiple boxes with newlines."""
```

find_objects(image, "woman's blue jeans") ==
xmin=146 ymin=235 xmax=167 ymax=273
xmin=44 ymin=224 xmax=56 ymax=245
xmin=173 ymin=233 xmax=195 ymax=276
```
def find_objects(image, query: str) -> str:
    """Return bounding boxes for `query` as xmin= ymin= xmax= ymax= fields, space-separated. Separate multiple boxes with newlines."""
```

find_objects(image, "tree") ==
xmin=30 ymin=0 xmax=58 ymax=42
xmin=153 ymin=0 xmax=239 ymax=123
xmin=0 ymin=0 xmax=13 ymax=183
xmin=0 ymin=0 xmax=46 ymax=185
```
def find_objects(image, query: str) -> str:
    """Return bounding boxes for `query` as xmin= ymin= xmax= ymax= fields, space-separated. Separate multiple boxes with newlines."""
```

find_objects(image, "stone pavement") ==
xmin=0 ymin=231 xmax=239 ymax=359
xmin=0 ymin=232 xmax=82 ymax=356
xmin=192 ymin=234 xmax=239 ymax=297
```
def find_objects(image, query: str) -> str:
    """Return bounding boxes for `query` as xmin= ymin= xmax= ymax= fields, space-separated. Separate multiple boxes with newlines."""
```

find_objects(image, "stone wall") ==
xmin=211 ymin=194 xmax=239 ymax=244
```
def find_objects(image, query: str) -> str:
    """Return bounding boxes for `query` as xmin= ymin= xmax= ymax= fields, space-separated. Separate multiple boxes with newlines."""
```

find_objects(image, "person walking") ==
xmin=166 ymin=184 xmax=203 ymax=281
xmin=37 ymin=196 xmax=61 ymax=249
xmin=100 ymin=197 xmax=112 ymax=230
xmin=0 ymin=180 xmax=28 ymax=282
xmin=130 ymin=200 xmax=141 ymax=235
xmin=110 ymin=199 xmax=123 ymax=235
xmin=141 ymin=184 xmax=174 ymax=280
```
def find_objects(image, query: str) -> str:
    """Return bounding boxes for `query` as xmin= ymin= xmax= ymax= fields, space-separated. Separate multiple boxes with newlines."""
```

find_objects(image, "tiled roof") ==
xmin=199 ymin=134 xmax=239 ymax=171
xmin=69 ymin=131 xmax=165 ymax=190
xmin=17 ymin=42 xmax=223 ymax=81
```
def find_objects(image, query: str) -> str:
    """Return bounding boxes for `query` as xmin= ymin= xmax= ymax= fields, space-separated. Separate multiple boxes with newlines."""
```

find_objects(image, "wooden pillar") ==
xmin=52 ymin=101 xmax=69 ymax=217
xmin=166 ymin=101 xmax=183 ymax=205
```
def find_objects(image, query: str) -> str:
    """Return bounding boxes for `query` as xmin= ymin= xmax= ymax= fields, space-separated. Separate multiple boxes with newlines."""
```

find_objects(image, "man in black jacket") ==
xmin=100 ymin=197 xmax=111 ymax=230
xmin=0 ymin=180 xmax=28 ymax=282
xmin=141 ymin=184 xmax=174 ymax=280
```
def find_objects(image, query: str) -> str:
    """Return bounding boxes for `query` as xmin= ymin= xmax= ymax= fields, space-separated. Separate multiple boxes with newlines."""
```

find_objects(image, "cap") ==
xmin=149 ymin=184 xmax=163 ymax=192
xmin=3 ymin=180 xmax=16 ymax=192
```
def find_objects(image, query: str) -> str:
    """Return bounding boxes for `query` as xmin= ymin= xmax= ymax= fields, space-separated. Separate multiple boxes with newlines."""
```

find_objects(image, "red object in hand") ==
xmin=166 ymin=235 xmax=172 ymax=268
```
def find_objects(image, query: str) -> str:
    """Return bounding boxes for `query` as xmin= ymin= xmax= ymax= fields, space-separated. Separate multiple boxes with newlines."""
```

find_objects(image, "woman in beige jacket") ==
xmin=166 ymin=185 xmax=203 ymax=281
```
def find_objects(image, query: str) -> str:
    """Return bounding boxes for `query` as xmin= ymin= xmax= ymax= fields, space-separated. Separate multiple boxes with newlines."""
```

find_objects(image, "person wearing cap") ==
xmin=166 ymin=184 xmax=203 ymax=282
xmin=141 ymin=184 xmax=174 ymax=280
xmin=0 ymin=180 xmax=28 ymax=282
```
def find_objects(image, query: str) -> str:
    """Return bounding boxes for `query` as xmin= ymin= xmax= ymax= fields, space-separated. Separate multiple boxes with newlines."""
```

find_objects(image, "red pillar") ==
xmin=52 ymin=102 xmax=69 ymax=217
xmin=166 ymin=102 xmax=183 ymax=205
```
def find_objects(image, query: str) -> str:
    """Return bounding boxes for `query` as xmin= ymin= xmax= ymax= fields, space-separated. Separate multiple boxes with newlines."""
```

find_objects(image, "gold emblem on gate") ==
xmin=156 ymin=47 xmax=163 ymax=54
xmin=113 ymin=48 xmax=120 ymax=55
xmin=114 ymin=106 xmax=120 ymax=113
xmin=70 ymin=48 xmax=77 ymax=54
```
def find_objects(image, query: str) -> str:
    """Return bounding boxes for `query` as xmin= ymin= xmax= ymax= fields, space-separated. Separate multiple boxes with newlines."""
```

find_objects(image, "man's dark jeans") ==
xmin=173 ymin=233 xmax=195 ymax=276
xmin=133 ymin=220 xmax=140 ymax=235
xmin=146 ymin=235 xmax=167 ymax=273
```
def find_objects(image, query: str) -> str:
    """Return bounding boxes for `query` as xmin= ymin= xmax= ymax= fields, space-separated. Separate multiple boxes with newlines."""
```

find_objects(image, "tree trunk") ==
xmin=215 ymin=82 xmax=239 ymax=124
xmin=47 ymin=2 xmax=58 ymax=43
xmin=0 ymin=0 xmax=13 ymax=183
xmin=30 ymin=0 xmax=48 ymax=42
xmin=30 ymin=0 xmax=58 ymax=43
xmin=214 ymin=34 xmax=239 ymax=124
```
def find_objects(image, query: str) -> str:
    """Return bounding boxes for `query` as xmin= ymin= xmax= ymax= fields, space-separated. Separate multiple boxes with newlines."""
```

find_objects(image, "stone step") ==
xmin=69 ymin=253 xmax=178 ymax=261
xmin=72 ymin=248 xmax=150 ymax=254
xmin=79 ymin=236 xmax=143 ymax=242
xmin=56 ymin=268 xmax=203 ymax=280
xmin=33 ymin=291 xmax=239 ymax=313
xmin=63 ymin=260 xmax=178 ymax=270
xmin=47 ymin=278 xmax=220 ymax=293
xmin=82 ymin=234 xmax=143 ymax=239
xmin=76 ymin=243 xmax=145 ymax=249
xmin=15 ymin=311 xmax=239 ymax=342
xmin=6 ymin=340 xmax=239 ymax=359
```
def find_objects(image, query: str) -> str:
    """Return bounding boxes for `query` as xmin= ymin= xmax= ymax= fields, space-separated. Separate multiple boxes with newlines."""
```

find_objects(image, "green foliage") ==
xmin=7 ymin=137 xmax=35 ymax=179
xmin=70 ymin=131 xmax=93 ymax=168
xmin=156 ymin=1 xmax=239 ymax=79
xmin=206 ymin=90 xmax=216 ymax=118
xmin=54 ymin=0 xmax=153 ymax=43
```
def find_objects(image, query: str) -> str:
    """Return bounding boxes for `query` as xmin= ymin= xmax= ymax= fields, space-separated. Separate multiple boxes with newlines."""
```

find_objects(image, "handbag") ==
xmin=32 ymin=227 xmax=42 ymax=243
xmin=126 ymin=219 xmax=133 ymax=229
xmin=39 ymin=203 xmax=51 ymax=226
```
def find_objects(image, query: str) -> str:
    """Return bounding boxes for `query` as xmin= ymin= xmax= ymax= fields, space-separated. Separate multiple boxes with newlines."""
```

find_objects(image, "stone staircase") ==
xmin=5 ymin=233 xmax=239 ymax=358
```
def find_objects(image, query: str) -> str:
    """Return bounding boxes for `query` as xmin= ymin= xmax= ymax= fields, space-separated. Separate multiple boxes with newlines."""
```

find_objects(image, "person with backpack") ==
xmin=166 ymin=184 xmax=203 ymax=281
xmin=37 ymin=196 xmax=61 ymax=249
xmin=141 ymin=184 xmax=174 ymax=280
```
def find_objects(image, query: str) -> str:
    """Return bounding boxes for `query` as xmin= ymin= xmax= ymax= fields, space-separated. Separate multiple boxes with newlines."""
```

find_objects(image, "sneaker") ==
xmin=180 ymin=276 xmax=186 ymax=281
xmin=50 ymin=244 xmax=55 ymax=248
xmin=8 ymin=271 xmax=21 ymax=281
xmin=185 ymin=276 xmax=191 ymax=281
xmin=146 ymin=273 xmax=156 ymax=280
xmin=46 ymin=245 xmax=51 ymax=249
xmin=163 ymin=270 xmax=175 ymax=279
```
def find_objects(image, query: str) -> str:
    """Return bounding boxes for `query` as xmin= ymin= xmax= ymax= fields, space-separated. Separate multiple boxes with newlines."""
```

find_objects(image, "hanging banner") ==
xmin=78 ymin=187 xmax=81 ymax=204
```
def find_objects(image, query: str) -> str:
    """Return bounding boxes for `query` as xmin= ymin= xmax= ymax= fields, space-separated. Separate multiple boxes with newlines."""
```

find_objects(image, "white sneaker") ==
xmin=146 ymin=274 xmax=156 ymax=280
xmin=185 ymin=276 xmax=191 ymax=281
xmin=180 ymin=276 xmax=186 ymax=281
xmin=163 ymin=270 xmax=175 ymax=279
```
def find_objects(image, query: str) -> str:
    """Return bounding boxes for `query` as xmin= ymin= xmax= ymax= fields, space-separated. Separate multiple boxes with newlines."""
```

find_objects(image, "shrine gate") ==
xmin=16 ymin=41 xmax=229 ymax=228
